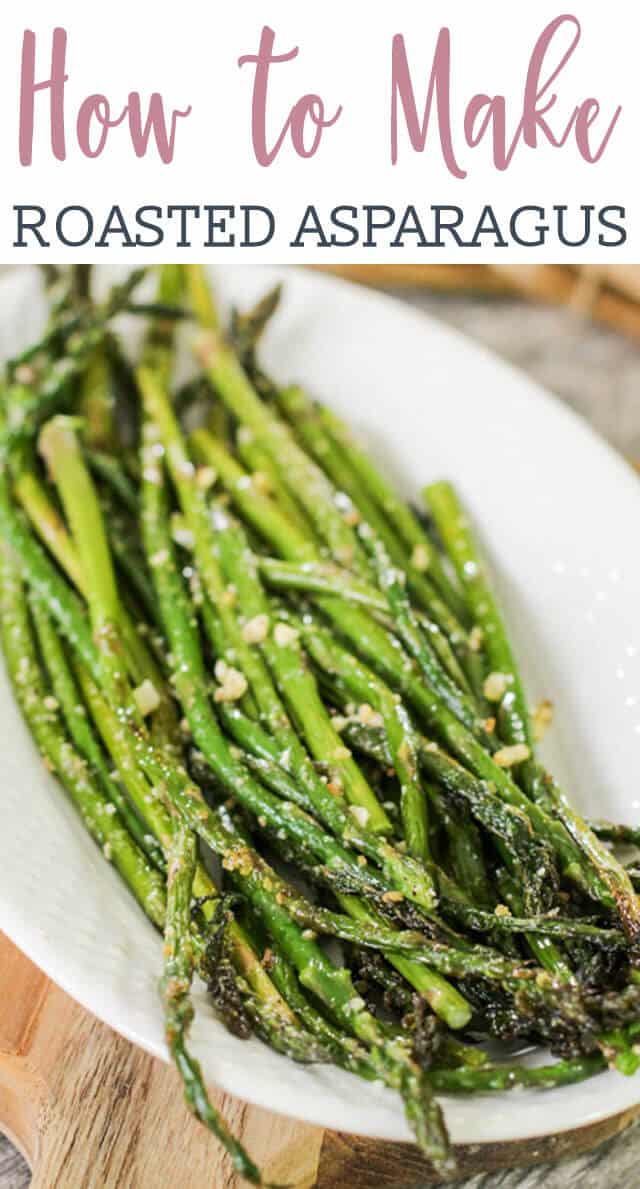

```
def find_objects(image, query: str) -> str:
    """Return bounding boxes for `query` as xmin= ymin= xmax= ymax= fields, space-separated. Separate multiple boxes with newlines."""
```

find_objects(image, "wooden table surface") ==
xmin=3 ymin=285 xmax=640 ymax=1188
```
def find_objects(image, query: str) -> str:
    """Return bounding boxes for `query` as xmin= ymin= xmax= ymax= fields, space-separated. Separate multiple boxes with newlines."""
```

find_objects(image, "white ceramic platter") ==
xmin=1 ymin=265 xmax=640 ymax=1146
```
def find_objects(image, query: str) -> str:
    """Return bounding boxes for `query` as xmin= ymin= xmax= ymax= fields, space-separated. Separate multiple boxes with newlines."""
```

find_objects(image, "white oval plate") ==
xmin=1 ymin=266 xmax=640 ymax=1148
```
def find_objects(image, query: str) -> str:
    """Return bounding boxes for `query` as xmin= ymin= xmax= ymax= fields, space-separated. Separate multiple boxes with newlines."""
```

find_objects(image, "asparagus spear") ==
xmin=258 ymin=942 xmax=378 ymax=1079
xmin=160 ymin=822 xmax=264 ymax=1185
xmin=316 ymin=400 xmax=466 ymax=618
xmin=5 ymin=267 xmax=640 ymax=1165
xmin=424 ymin=480 xmax=532 ymax=752
xmin=229 ymin=281 xmax=282 ymax=371
xmin=12 ymin=457 xmax=177 ymax=744
xmin=134 ymin=591 xmax=455 ymax=1165
xmin=425 ymin=481 xmax=640 ymax=947
xmin=276 ymin=383 xmax=469 ymax=629
xmin=4 ymin=270 xmax=147 ymax=451
xmin=184 ymin=263 xmax=219 ymax=332
xmin=144 ymin=264 xmax=186 ymax=382
xmin=290 ymin=609 xmax=429 ymax=862
xmin=190 ymin=428 xmax=319 ymax=562
xmin=32 ymin=412 xmax=373 ymax=930
xmin=3 ymin=478 xmax=300 ymax=1182
xmin=215 ymin=810 xmax=455 ymax=1174
xmin=87 ymin=448 xmax=140 ymax=514
xmin=139 ymin=429 xmax=438 ymax=911
xmin=38 ymin=416 xmax=135 ymax=714
xmin=138 ymin=364 xmax=392 ymax=836
xmin=29 ymin=595 xmax=164 ymax=869
xmin=187 ymin=359 xmax=593 ymax=910
xmin=140 ymin=434 xmax=490 ymax=1037
xmin=428 ymin=1052 xmax=606 ymax=1094
xmin=194 ymin=331 xmax=370 ymax=575
xmin=358 ymin=523 xmax=491 ymax=743
xmin=79 ymin=347 xmax=117 ymax=451
xmin=8 ymin=416 xmax=331 ymax=1088
xmin=7 ymin=445 xmax=421 ymax=965
xmin=215 ymin=701 xmax=440 ymax=911
xmin=192 ymin=340 xmax=478 ymax=696
xmin=236 ymin=427 xmax=317 ymax=540
xmin=257 ymin=554 xmax=467 ymax=690
xmin=210 ymin=506 xmax=399 ymax=835
xmin=190 ymin=430 xmax=497 ymax=779
xmin=0 ymin=539 xmax=166 ymax=926
xmin=590 ymin=821 xmax=640 ymax=849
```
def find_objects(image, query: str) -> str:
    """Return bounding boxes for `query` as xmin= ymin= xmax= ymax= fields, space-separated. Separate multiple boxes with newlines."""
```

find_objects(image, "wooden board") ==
xmin=316 ymin=266 xmax=640 ymax=342
xmin=1 ymin=933 xmax=639 ymax=1187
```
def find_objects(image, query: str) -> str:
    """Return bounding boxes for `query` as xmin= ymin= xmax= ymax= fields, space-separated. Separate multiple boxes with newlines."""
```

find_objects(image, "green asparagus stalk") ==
xmin=139 ymin=365 xmax=392 ymax=836
xmin=80 ymin=347 xmax=117 ymax=451
xmin=193 ymin=339 xmax=480 ymax=707
xmin=4 ymin=270 xmax=147 ymax=450
xmin=427 ymin=785 xmax=494 ymax=913
xmin=13 ymin=458 xmax=177 ymax=745
xmin=6 ymin=267 xmax=640 ymax=1161
xmin=10 ymin=452 xmax=419 ymax=974
xmin=428 ymin=1052 xmax=606 ymax=1094
xmin=236 ymin=427 xmax=317 ymax=539
xmin=184 ymin=264 xmax=219 ymax=332
xmin=358 ymin=523 xmax=491 ymax=743
xmin=87 ymin=448 xmax=140 ymax=515
xmin=8 ymin=266 xmax=118 ymax=375
xmin=424 ymin=481 xmax=640 ymax=946
xmin=194 ymin=332 xmax=370 ymax=575
xmin=4 ymin=446 xmax=315 ymax=1071
xmin=229 ymin=282 xmax=282 ymax=369
xmin=257 ymin=554 xmax=468 ymax=691
xmin=316 ymin=401 xmax=466 ymax=617
xmin=29 ymin=595 xmax=164 ymax=869
xmin=423 ymin=480 xmax=531 ymax=751
xmin=69 ymin=264 xmax=93 ymax=304
xmin=0 ymin=472 xmax=105 ymax=683
xmin=214 ymin=813 xmax=454 ymax=1174
xmin=144 ymin=264 xmax=186 ymax=382
xmin=276 ymin=384 xmax=469 ymax=629
xmin=290 ymin=608 xmax=585 ymax=904
xmin=139 ymin=431 xmax=441 ymax=914
xmin=13 ymin=465 xmax=85 ymax=587
xmin=190 ymin=428 xmax=316 ymax=562
xmin=438 ymin=898 xmax=626 ymax=947
xmin=259 ymin=943 xmax=378 ymax=1079
xmin=38 ymin=416 xmax=136 ymax=716
xmin=160 ymin=822 xmax=263 ymax=1185
xmin=139 ymin=439 xmax=491 ymax=1038
xmin=297 ymin=614 xmax=566 ymax=979
xmin=590 ymin=821 xmax=640 ymax=849
xmin=190 ymin=432 xmax=498 ymax=791
xmin=209 ymin=504 xmax=392 ymax=835
xmin=0 ymin=540 xmax=166 ymax=926
xmin=215 ymin=702 xmax=439 ymax=911
xmin=290 ymin=611 xmax=429 ymax=862
xmin=99 ymin=486 xmax=159 ymax=624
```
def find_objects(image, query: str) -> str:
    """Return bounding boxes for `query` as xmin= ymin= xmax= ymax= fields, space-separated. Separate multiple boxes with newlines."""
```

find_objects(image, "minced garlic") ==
xmin=242 ymin=614 xmax=269 ymax=644
xmin=483 ymin=671 xmax=511 ymax=702
xmin=493 ymin=743 xmax=531 ymax=768
xmin=533 ymin=699 xmax=554 ymax=742
xmin=133 ymin=679 xmax=161 ymax=717
xmin=411 ymin=543 xmax=430 ymax=572
xmin=214 ymin=664 xmax=248 ymax=703
xmin=273 ymin=623 xmax=299 ymax=646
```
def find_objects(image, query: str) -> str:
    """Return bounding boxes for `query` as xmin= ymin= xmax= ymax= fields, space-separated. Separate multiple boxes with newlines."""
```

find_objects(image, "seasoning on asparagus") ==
xmin=2 ymin=265 xmax=639 ymax=1184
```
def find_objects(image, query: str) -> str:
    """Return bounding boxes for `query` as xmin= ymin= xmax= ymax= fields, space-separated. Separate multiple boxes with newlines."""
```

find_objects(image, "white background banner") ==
xmin=0 ymin=1 xmax=637 ymax=261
